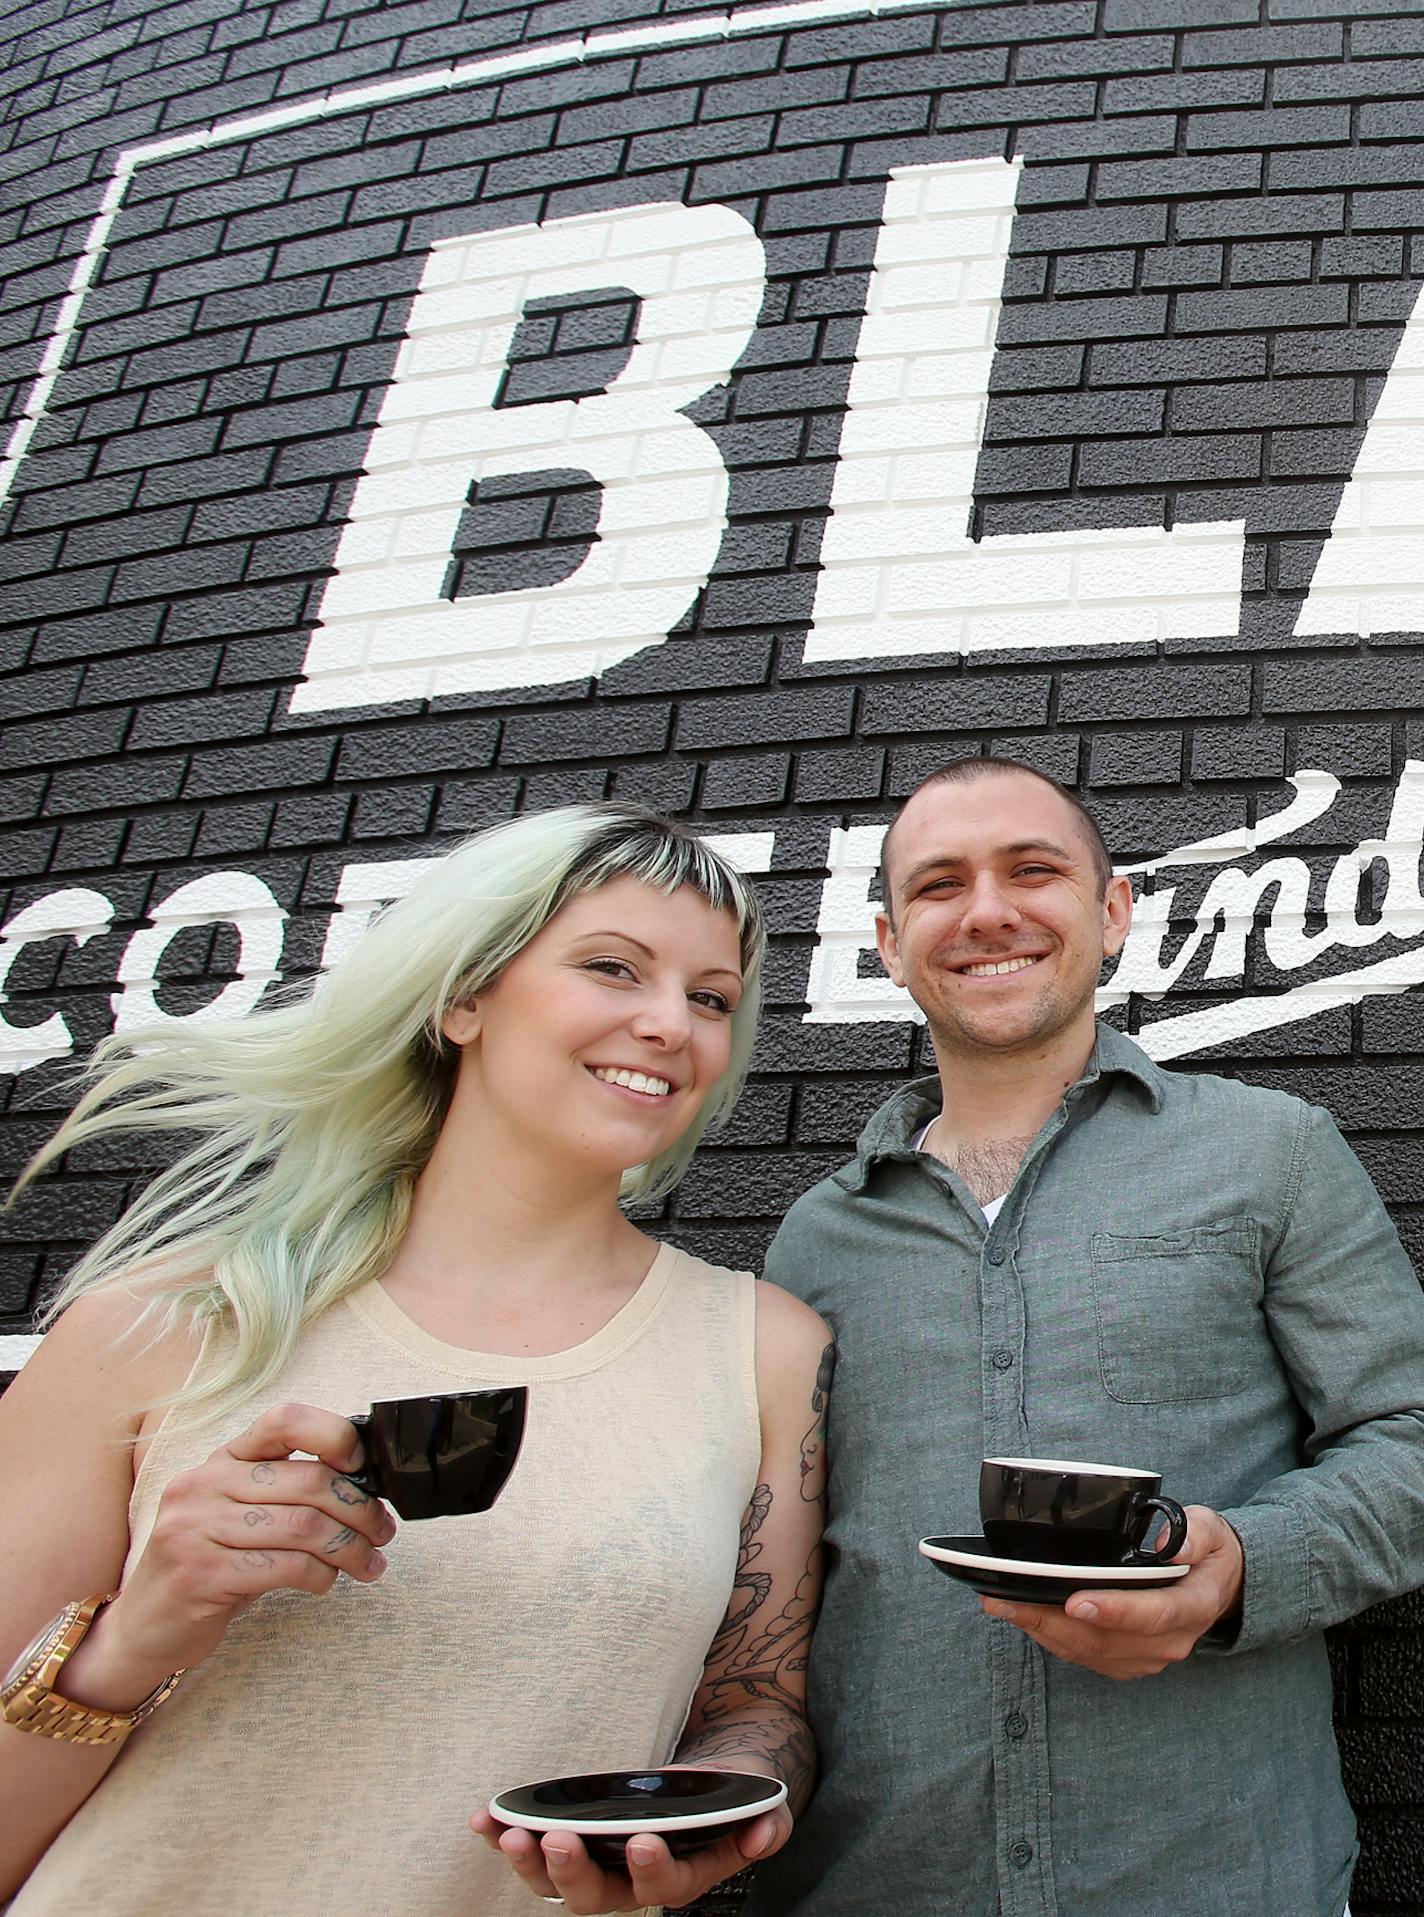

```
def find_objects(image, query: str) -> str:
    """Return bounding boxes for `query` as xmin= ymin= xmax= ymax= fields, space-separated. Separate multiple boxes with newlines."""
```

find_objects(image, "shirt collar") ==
xmin=836 ymin=1021 xmax=1167 ymax=1191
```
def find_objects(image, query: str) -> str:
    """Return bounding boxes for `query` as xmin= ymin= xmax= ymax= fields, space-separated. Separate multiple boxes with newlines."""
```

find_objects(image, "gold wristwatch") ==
xmin=1 ymin=1593 xmax=184 ymax=1746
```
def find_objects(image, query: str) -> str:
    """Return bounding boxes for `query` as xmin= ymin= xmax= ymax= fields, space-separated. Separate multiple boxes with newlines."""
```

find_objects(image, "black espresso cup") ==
xmin=980 ymin=1456 xmax=1188 ymax=1567
xmin=345 ymin=1387 xmax=527 ymax=1521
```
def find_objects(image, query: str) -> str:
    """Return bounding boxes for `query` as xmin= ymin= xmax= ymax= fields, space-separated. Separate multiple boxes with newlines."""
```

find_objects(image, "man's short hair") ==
xmin=880 ymin=755 xmax=1115 ymax=902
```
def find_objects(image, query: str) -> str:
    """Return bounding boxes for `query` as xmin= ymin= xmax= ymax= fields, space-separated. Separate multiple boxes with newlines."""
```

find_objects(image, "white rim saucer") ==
xmin=488 ymin=1771 xmax=787 ymax=1837
xmin=918 ymin=1535 xmax=1191 ymax=1582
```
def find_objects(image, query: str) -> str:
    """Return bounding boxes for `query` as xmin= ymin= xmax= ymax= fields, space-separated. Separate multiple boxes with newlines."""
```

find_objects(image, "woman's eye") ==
xmin=585 ymin=956 xmax=635 ymax=980
xmin=690 ymin=989 xmax=733 ymax=1015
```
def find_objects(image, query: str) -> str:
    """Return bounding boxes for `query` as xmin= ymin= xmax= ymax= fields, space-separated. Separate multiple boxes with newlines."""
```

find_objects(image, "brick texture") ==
xmin=3 ymin=2 xmax=1424 ymax=1909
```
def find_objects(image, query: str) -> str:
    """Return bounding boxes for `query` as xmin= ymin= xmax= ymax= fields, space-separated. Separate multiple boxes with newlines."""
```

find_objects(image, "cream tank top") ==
xmin=13 ymin=1244 xmax=761 ymax=1917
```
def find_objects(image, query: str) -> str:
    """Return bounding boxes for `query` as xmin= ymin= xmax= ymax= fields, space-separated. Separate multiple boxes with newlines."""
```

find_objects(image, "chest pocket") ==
xmin=1090 ymin=1220 xmax=1260 ymax=1404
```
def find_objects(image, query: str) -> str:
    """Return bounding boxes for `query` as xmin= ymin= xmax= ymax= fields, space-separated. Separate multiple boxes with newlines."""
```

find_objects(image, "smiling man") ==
xmin=748 ymin=755 xmax=1424 ymax=1917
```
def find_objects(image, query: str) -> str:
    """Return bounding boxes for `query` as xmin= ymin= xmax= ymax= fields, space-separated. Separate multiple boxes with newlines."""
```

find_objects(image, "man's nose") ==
xmin=958 ymin=872 xmax=1021 ymax=933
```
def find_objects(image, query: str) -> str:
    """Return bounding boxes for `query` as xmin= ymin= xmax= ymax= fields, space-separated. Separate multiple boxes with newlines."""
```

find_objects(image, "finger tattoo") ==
xmin=243 ymin=1507 xmax=274 ymax=1527
xmin=330 ymin=1476 xmax=366 ymax=1506
xmin=250 ymin=1462 xmax=278 ymax=1484
xmin=243 ymin=1549 xmax=276 ymax=1567
xmin=324 ymin=1525 xmax=356 ymax=1552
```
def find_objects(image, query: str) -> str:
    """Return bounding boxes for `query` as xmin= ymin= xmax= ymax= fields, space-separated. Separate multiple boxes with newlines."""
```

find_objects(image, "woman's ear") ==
xmin=441 ymin=1001 xmax=481 ymax=1046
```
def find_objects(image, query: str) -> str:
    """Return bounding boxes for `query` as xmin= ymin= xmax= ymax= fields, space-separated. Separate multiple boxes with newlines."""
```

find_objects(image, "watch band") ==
xmin=1 ymin=1593 xmax=184 ymax=1746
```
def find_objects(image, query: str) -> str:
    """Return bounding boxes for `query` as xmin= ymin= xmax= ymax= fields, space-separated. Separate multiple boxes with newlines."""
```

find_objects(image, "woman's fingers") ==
xmin=218 ymin=1454 xmax=396 ymax=1551
xmin=224 ymin=1401 xmax=366 ymax=1475
xmin=211 ymin=1498 xmax=390 ymax=1582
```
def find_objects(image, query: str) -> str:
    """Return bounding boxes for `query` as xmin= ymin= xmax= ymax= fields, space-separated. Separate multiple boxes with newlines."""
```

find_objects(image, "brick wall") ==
xmin=3 ymin=0 xmax=1424 ymax=1906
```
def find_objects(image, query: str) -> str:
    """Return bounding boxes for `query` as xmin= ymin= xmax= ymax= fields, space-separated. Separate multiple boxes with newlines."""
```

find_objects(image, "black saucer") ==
xmin=919 ymin=1534 xmax=1191 ymax=1607
xmin=488 ymin=1767 xmax=787 ymax=1868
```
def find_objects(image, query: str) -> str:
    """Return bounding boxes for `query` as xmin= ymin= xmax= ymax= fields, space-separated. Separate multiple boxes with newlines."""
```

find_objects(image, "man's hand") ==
xmin=980 ymin=1504 xmax=1244 ymax=1679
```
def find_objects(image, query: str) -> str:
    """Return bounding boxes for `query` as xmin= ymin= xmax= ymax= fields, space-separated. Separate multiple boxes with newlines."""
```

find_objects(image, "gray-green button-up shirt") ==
xmin=749 ymin=1025 xmax=1424 ymax=1917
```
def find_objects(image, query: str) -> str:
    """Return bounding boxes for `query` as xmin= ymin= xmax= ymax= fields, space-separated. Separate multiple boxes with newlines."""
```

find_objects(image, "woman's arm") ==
xmin=0 ymin=1293 xmax=396 ymax=1898
xmin=673 ymin=1282 xmax=832 ymax=1808
xmin=474 ymin=1280 xmax=833 ymax=1914
xmin=0 ymin=1292 xmax=196 ymax=1893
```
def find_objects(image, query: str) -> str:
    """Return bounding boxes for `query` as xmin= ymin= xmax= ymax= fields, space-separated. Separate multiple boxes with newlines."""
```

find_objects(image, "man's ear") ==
xmin=875 ymin=909 xmax=906 ymax=987
xmin=441 ymin=1001 xmax=481 ymax=1046
xmin=1101 ymin=874 xmax=1133 ymax=959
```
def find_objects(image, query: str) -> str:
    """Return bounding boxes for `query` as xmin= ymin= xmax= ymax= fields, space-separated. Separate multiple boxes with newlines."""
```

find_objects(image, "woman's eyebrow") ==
xmin=573 ymin=930 xmax=742 ymax=981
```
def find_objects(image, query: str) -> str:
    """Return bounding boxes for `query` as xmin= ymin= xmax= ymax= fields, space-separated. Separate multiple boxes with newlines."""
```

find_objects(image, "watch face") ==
xmin=3 ymin=1607 xmax=72 ymax=1690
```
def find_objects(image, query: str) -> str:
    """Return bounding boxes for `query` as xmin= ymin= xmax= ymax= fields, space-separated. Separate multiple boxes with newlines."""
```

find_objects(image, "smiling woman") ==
xmin=0 ymin=803 xmax=832 ymax=1917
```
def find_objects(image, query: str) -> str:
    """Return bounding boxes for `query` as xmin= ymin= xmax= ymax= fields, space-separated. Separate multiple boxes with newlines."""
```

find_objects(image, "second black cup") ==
xmin=346 ymin=1386 xmax=527 ymax=1521
xmin=980 ymin=1456 xmax=1188 ymax=1567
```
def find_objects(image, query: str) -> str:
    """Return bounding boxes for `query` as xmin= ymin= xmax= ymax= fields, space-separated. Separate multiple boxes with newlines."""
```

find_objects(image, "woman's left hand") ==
xmin=469 ymin=1800 xmax=792 ymax=1913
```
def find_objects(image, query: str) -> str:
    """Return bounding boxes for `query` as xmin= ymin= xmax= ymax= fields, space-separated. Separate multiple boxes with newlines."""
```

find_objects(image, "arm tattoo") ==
xmin=684 ymin=1501 xmax=824 ymax=1810
xmin=799 ymin=1341 xmax=835 ymax=1504
xmin=331 ymin=1475 xmax=367 ymax=1506
xmin=678 ymin=1345 xmax=833 ymax=1812
xmin=250 ymin=1462 xmax=278 ymax=1484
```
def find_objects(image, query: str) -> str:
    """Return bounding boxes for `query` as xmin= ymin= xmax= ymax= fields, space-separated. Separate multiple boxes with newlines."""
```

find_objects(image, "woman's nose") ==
xmin=630 ymin=984 xmax=692 ymax=1047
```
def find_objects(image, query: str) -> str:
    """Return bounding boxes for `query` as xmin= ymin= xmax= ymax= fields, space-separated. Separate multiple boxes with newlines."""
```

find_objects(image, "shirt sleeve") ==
xmin=1214 ymin=1100 xmax=1424 ymax=1654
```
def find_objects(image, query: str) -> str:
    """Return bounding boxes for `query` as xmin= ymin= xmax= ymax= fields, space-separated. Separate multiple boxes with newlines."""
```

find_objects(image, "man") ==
xmin=749 ymin=755 xmax=1424 ymax=1917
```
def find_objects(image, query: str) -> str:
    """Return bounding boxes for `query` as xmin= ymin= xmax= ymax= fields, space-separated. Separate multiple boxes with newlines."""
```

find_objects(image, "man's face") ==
xmin=876 ymin=773 xmax=1132 ymax=1060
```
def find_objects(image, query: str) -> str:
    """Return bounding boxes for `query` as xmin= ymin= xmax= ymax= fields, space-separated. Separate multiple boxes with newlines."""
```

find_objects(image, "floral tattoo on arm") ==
xmin=676 ymin=1340 xmax=835 ymax=1814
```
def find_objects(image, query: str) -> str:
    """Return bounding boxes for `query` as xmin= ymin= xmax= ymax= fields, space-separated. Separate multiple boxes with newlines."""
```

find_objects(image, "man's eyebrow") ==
xmin=899 ymin=840 xmax=1079 ymax=885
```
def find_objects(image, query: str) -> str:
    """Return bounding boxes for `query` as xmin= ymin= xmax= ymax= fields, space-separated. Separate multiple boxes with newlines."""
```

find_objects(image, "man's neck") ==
xmin=932 ymin=1019 xmax=1098 ymax=1157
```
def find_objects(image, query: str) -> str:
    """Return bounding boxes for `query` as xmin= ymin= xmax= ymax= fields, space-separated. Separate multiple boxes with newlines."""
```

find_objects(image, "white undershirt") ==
xmin=912 ymin=1120 xmax=1007 ymax=1225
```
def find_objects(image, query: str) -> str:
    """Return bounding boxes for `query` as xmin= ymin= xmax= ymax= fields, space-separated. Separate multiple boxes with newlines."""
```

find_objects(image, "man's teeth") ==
xmin=593 ymin=1067 xmax=672 ymax=1096
xmin=962 ymin=956 xmax=1039 ymax=977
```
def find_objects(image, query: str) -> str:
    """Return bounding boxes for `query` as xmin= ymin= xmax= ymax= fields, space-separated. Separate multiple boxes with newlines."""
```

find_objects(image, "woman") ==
xmin=0 ymin=803 xmax=831 ymax=1917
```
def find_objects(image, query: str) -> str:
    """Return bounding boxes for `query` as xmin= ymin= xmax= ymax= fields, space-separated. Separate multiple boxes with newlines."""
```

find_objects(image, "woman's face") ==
xmin=442 ymin=876 xmax=745 ymax=1179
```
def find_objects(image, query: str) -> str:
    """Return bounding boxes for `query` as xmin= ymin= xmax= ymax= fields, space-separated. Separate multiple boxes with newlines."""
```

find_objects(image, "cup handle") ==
xmin=1131 ymin=1495 xmax=1188 ymax=1564
xmin=342 ymin=1411 xmax=379 ymax=1498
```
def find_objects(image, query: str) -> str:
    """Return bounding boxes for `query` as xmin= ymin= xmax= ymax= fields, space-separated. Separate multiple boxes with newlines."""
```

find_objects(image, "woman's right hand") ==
xmin=65 ymin=1402 xmax=396 ymax=1704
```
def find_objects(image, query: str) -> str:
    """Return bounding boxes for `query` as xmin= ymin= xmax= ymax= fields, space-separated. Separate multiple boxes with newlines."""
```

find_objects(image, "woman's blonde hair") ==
xmin=20 ymin=803 xmax=766 ymax=1422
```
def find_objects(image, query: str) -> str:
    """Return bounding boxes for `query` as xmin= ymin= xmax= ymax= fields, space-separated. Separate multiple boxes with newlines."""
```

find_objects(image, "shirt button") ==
xmin=986 ymin=1245 xmax=1006 ymax=1266
xmin=1004 ymin=1712 xmax=1027 ymax=1738
xmin=991 ymin=1349 xmax=1014 ymax=1371
xmin=1009 ymin=1841 xmax=1033 ymax=1868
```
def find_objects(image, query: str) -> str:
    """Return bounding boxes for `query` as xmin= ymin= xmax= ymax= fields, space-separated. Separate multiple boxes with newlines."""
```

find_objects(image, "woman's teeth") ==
xmin=962 ymin=956 xmax=1039 ymax=977
xmin=592 ymin=1067 xmax=672 ymax=1096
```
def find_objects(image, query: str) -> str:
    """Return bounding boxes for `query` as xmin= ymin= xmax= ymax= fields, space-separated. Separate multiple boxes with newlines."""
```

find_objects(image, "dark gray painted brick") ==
xmin=986 ymin=389 xmax=1164 ymax=439
xmin=1088 ymin=728 xmax=1184 ymax=785
xmin=1090 ymin=336 xmax=1267 ymax=383
xmin=861 ymin=677 xmax=1050 ymax=737
xmin=183 ymin=736 xmax=337 ymax=797
xmin=1059 ymin=665 xmax=1251 ymax=723
xmin=1191 ymin=725 xmax=1287 ymax=779
xmin=1176 ymin=192 xmax=1344 ymax=239
xmin=1176 ymin=284 xmax=1348 ymax=331
xmin=1079 ymin=433 xmax=1261 ymax=486
xmin=1295 ymin=723 xmax=1394 ymax=779
xmin=500 ymin=704 xmax=670 ymax=763
xmin=700 ymin=753 xmax=791 ymax=810
xmin=1267 ymin=659 xmax=1424 ymax=714
xmin=336 ymin=718 xmax=499 ymax=780
xmin=1170 ymin=376 xmax=1353 ymax=431
xmin=351 ymin=785 xmax=436 ymax=839
xmin=677 ymin=687 xmax=854 ymax=752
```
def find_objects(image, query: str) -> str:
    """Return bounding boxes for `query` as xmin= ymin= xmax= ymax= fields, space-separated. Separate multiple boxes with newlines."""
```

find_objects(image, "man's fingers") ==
xmin=1064 ymin=1587 xmax=1181 ymax=1632
xmin=224 ymin=1401 xmax=365 ymax=1473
